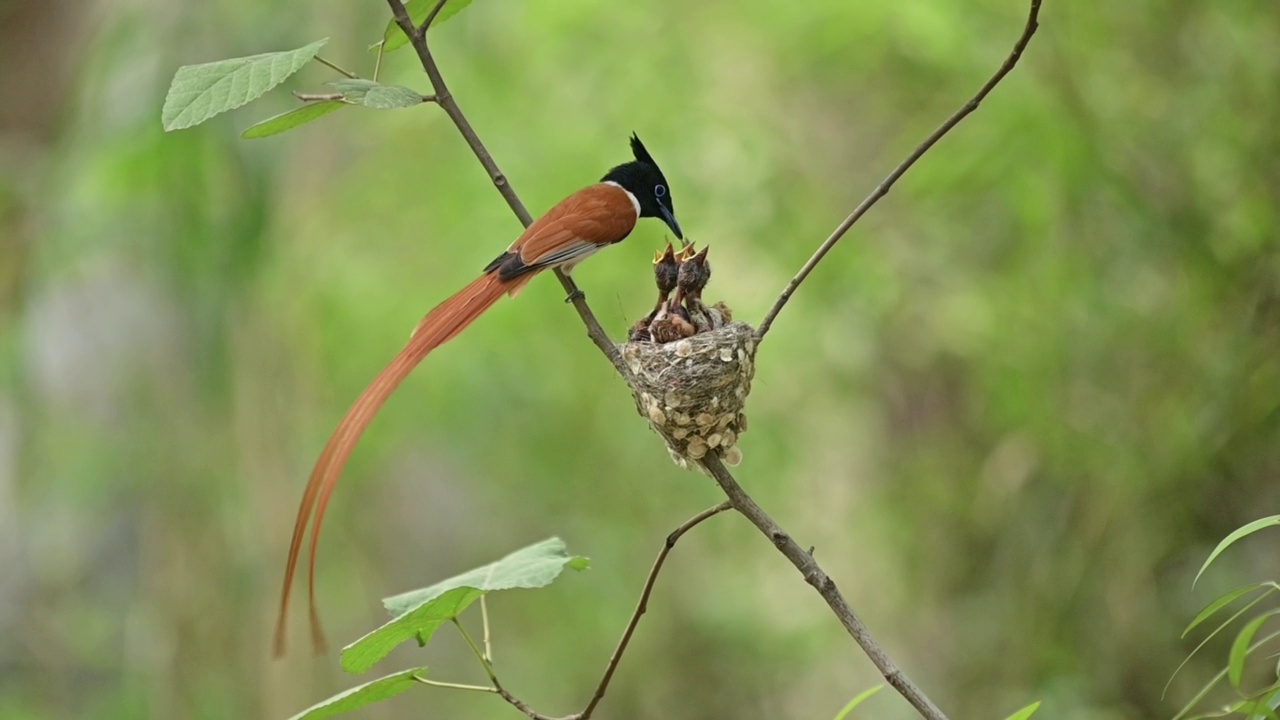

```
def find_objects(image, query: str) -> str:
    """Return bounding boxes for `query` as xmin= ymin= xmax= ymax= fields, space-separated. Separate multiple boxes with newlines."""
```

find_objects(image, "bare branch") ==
xmin=578 ymin=502 xmax=732 ymax=717
xmin=698 ymin=454 xmax=949 ymax=720
xmin=493 ymin=684 xmax=562 ymax=720
xmin=755 ymin=0 xmax=1043 ymax=343
xmin=382 ymin=0 xmax=626 ymax=372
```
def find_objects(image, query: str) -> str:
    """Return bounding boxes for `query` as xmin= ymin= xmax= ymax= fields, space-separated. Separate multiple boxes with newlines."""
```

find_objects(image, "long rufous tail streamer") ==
xmin=274 ymin=270 xmax=533 ymax=655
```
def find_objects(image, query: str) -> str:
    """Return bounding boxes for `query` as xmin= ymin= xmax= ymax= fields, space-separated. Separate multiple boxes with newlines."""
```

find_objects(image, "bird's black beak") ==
xmin=659 ymin=206 xmax=683 ymax=241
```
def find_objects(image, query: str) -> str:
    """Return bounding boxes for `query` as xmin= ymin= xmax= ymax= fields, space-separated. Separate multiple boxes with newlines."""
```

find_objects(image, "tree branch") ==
xmin=383 ymin=0 xmax=626 ymax=372
xmin=377 ymin=2 xmax=1043 ymax=719
xmin=698 ymin=455 xmax=948 ymax=720
xmin=577 ymin=502 xmax=732 ymax=718
xmin=755 ymin=0 xmax=1043 ymax=343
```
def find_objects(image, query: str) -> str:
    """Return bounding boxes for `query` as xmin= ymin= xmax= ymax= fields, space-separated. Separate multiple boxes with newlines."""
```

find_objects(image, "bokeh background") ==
xmin=2 ymin=0 xmax=1279 ymax=718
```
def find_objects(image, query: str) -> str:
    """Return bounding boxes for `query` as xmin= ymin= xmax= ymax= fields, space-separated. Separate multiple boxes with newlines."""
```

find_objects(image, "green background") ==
xmin=2 ymin=0 xmax=1278 ymax=718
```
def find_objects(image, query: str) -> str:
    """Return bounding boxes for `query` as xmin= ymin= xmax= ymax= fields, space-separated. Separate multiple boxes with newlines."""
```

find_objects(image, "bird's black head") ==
xmin=602 ymin=134 xmax=683 ymax=240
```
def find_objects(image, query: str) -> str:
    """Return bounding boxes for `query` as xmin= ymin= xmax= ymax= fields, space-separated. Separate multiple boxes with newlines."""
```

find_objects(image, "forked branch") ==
xmin=378 ymin=0 xmax=1044 ymax=718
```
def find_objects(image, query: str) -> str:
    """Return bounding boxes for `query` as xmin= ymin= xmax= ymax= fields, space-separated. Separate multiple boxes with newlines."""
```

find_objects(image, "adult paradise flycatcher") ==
xmin=275 ymin=134 xmax=683 ymax=654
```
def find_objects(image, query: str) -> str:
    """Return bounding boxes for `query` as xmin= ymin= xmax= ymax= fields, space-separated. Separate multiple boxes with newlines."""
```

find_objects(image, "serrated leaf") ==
xmin=241 ymin=101 xmax=346 ymax=139
xmin=1002 ymin=701 xmax=1042 ymax=720
xmin=1231 ymin=611 xmax=1280 ymax=688
xmin=286 ymin=667 xmax=427 ymax=720
xmin=379 ymin=0 xmax=475 ymax=53
xmin=324 ymin=79 xmax=424 ymax=109
xmin=162 ymin=38 xmax=329 ymax=131
xmin=1188 ymin=585 xmax=1276 ymax=638
xmin=342 ymin=587 xmax=480 ymax=674
xmin=383 ymin=537 xmax=588 ymax=616
xmin=340 ymin=538 xmax=587 ymax=674
xmin=1196 ymin=516 xmax=1280 ymax=587
xmin=831 ymin=685 xmax=883 ymax=720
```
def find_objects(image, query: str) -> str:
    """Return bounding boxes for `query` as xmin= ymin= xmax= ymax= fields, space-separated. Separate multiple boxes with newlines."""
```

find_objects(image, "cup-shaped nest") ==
xmin=621 ymin=321 xmax=756 ymax=468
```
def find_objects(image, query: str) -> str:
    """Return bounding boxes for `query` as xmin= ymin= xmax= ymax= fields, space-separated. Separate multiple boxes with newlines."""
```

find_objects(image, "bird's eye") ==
xmin=654 ymin=184 xmax=667 ymax=198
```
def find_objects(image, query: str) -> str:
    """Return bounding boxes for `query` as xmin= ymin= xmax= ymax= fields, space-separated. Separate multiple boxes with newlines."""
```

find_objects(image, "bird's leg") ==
xmin=562 ymin=276 xmax=587 ymax=303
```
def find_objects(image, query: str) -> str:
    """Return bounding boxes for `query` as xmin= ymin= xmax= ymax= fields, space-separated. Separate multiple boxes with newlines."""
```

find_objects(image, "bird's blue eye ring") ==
xmin=654 ymin=184 xmax=667 ymax=198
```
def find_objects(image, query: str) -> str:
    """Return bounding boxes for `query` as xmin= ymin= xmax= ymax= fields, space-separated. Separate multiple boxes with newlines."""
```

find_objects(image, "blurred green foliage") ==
xmin=1 ymin=1 xmax=1278 ymax=719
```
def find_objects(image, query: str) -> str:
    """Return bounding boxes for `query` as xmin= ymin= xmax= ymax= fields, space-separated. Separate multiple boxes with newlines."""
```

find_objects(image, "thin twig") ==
xmin=493 ymin=685 xmax=562 ymax=720
xmin=453 ymin=618 xmax=499 ymax=687
xmin=312 ymin=54 xmax=360 ymax=79
xmin=383 ymin=0 xmax=627 ymax=373
xmin=578 ymin=502 xmax=732 ymax=718
xmin=699 ymin=454 xmax=948 ymax=720
xmin=755 ymin=0 xmax=1043 ymax=343
xmin=421 ymin=0 xmax=451 ymax=33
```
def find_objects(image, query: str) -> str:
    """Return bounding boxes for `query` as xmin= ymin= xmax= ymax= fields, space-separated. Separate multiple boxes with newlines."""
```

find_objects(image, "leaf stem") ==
xmin=412 ymin=675 xmax=496 ymax=693
xmin=292 ymin=91 xmax=345 ymax=103
xmin=312 ymin=54 xmax=360 ymax=79
xmin=373 ymin=41 xmax=386 ymax=82
xmin=481 ymin=595 xmax=493 ymax=663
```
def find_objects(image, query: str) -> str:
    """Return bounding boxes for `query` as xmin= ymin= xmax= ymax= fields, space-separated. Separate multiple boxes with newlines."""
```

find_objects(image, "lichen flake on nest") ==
xmin=620 ymin=321 xmax=756 ymax=469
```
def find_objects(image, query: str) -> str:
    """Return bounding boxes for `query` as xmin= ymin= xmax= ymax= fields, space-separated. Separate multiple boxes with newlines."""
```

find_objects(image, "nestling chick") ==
xmin=650 ymin=305 xmax=696 ymax=343
xmin=676 ymin=246 xmax=713 ymax=331
xmin=652 ymin=242 xmax=680 ymax=315
xmin=676 ymin=246 xmax=712 ymax=303
xmin=628 ymin=317 xmax=653 ymax=343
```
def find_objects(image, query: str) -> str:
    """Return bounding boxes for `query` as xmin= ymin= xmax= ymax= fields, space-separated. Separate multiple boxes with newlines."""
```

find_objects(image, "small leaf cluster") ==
xmin=1172 ymin=516 xmax=1280 ymax=719
xmin=287 ymin=537 xmax=588 ymax=720
xmin=160 ymin=0 xmax=471 ymax=139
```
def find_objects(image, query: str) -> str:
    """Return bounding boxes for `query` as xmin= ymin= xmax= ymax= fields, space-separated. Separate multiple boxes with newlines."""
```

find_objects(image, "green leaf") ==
xmin=1196 ymin=516 xmax=1280 ymax=587
xmin=286 ymin=667 xmax=427 ymax=720
xmin=1176 ymin=631 xmax=1280 ymax=720
xmin=342 ymin=586 xmax=480 ymax=674
xmin=379 ymin=0 xmax=475 ymax=53
xmin=1167 ymin=587 xmax=1278 ymax=699
xmin=241 ymin=101 xmax=346 ymax=139
xmin=1002 ymin=701 xmax=1042 ymax=720
xmin=382 ymin=537 xmax=589 ymax=616
xmin=831 ymin=685 xmax=883 ymax=720
xmin=1245 ymin=685 xmax=1280 ymax=720
xmin=341 ymin=538 xmax=587 ymax=674
xmin=325 ymin=80 xmax=425 ymax=109
xmin=1187 ymin=585 xmax=1274 ymax=638
xmin=162 ymin=39 xmax=329 ymax=131
xmin=1231 ymin=611 xmax=1280 ymax=688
